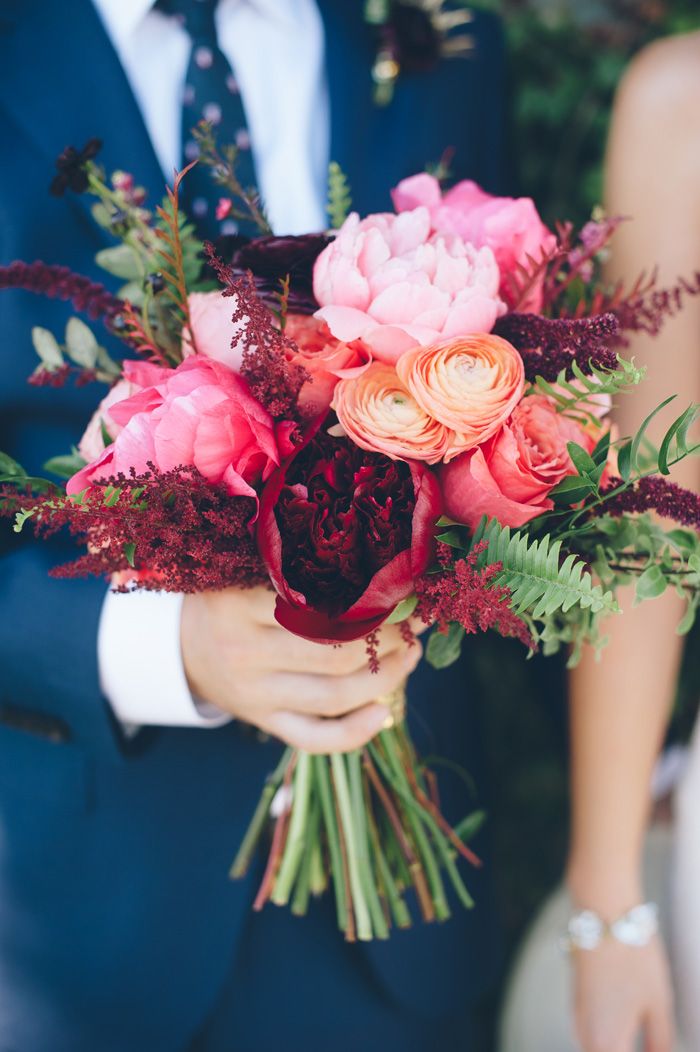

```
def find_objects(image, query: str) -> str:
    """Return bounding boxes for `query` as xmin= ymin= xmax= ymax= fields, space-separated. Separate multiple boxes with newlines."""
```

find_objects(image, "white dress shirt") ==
xmin=92 ymin=0 xmax=330 ymax=727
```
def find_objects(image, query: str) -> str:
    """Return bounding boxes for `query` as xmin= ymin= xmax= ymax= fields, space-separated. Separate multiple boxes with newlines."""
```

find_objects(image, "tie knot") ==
xmin=156 ymin=0 xmax=218 ymax=43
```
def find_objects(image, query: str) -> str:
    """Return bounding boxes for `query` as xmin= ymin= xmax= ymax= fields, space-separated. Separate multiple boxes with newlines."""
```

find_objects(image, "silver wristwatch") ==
xmin=561 ymin=902 xmax=659 ymax=953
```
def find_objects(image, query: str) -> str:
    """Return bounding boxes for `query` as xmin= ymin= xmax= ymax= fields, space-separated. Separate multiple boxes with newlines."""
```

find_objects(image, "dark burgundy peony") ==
xmin=258 ymin=430 xmax=442 ymax=643
xmin=209 ymin=233 xmax=331 ymax=314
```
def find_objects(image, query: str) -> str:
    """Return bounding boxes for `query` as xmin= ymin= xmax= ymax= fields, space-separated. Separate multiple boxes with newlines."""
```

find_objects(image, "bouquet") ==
xmin=2 ymin=131 xmax=699 ymax=942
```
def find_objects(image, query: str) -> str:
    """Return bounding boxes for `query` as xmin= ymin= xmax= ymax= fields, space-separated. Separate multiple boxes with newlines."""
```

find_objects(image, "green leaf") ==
xmin=31 ymin=327 xmax=63 ymax=368
xmin=567 ymin=440 xmax=597 ymax=478
xmin=627 ymin=394 xmax=676 ymax=478
xmin=436 ymin=528 xmax=466 ymax=548
xmin=426 ymin=623 xmax=465 ymax=669
xmin=635 ymin=564 xmax=667 ymax=602
xmin=386 ymin=594 xmax=418 ymax=624
xmin=100 ymin=419 xmax=114 ymax=447
xmin=549 ymin=474 xmax=596 ymax=506
xmin=617 ymin=439 xmax=632 ymax=481
xmin=0 ymin=451 xmax=26 ymax=478
xmin=591 ymin=429 xmax=611 ymax=467
xmin=658 ymin=404 xmax=699 ymax=475
xmin=453 ymin=810 xmax=486 ymax=843
xmin=43 ymin=452 xmax=87 ymax=479
xmin=95 ymin=244 xmax=143 ymax=281
xmin=64 ymin=317 xmax=99 ymax=369
xmin=123 ymin=542 xmax=136 ymax=568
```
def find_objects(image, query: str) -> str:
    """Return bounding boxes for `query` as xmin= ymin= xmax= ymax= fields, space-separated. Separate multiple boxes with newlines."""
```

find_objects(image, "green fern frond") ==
xmin=534 ymin=356 xmax=646 ymax=421
xmin=326 ymin=162 xmax=352 ymax=230
xmin=471 ymin=519 xmax=618 ymax=620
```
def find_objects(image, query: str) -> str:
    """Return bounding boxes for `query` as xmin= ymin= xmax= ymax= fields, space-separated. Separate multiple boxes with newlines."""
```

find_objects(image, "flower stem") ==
xmin=230 ymin=746 xmax=293 ymax=879
xmin=348 ymin=751 xmax=389 ymax=940
xmin=331 ymin=753 xmax=373 ymax=940
xmin=291 ymin=792 xmax=320 ymax=917
xmin=313 ymin=755 xmax=349 ymax=935
xmin=271 ymin=751 xmax=312 ymax=906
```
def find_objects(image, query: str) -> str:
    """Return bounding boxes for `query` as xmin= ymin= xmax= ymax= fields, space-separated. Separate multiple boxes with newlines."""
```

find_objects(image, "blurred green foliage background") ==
xmin=464 ymin=0 xmax=700 ymax=968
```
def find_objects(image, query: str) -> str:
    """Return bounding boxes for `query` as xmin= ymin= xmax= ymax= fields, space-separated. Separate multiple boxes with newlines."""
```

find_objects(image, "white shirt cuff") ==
xmin=98 ymin=588 xmax=231 ymax=729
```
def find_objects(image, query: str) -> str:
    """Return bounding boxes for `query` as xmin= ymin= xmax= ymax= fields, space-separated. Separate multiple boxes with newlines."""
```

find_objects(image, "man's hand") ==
xmin=573 ymin=937 xmax=674 ymax=1052
xmin=181 ymin=586 xmax=422 ymax=752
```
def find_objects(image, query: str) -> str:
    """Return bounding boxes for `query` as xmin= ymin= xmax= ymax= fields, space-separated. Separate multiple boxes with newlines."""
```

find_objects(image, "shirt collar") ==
xmin=93 ymin=0 xmax=298 ymax=47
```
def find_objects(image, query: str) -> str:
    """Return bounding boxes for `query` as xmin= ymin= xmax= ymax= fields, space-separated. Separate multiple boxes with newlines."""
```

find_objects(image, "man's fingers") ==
xmin=260 ymin=624 xmax=421 ymax=678
xmin=270 ymin=644 xmax=421 ymax=717
xmin=644 ymin=1005 xmax=674 ymax=1052
xmin=265 ymin=702 xmax=393 ymax=754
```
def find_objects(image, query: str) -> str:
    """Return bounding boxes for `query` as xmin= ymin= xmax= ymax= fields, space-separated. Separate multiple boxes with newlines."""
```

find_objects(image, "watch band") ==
xmin=561 ymin=902 xmax=659 ymax=953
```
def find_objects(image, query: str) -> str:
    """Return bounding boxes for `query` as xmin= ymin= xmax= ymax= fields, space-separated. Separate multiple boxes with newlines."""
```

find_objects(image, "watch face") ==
xmin=569 ymin=909 xmax=605 ymax=950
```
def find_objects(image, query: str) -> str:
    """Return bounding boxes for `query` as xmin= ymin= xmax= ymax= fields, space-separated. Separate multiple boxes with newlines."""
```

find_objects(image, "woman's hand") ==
xmin=572 ymin=937 xmax=674 ymax=1052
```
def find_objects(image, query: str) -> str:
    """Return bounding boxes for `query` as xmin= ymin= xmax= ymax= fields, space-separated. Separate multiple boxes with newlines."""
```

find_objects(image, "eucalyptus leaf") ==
xmin=635 ymin=564 xmax=667 ymax=602
xmin=0 ymin=451 xmax=26 ymax=478
xmin=567 ymin=440 xmax=597 ymax=479
xmin=96 ymin=244 xmax=143 ymax=281
xmin=31 ymin=327 xmax=63 ymax=368
xmin=426 ymin=623 xmax=465 ymax=669
xmin=65 ymin=317 xmax=99 ymax=369
xmin=43 ymin=453 xmax=87 ymax=479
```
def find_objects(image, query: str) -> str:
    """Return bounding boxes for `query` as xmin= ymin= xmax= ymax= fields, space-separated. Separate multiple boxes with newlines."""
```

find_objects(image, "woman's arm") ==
xmin=568 ymin=32 xmax=700 ymax=1052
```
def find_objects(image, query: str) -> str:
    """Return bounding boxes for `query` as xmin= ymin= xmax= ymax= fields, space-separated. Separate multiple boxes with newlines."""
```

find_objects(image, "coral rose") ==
xmin=283 ymin=313 xmax=369 ymax=412
xmin=395 ymin=334 xmax=525 ymax=459
xmin=313 ymin=207 xmax=504 ymax=364
xmin=441 ymin=394 xmax=598 ymax=528
xmin=332 ymin=362 xmax=452 ymax=464
xmin=183 ymin=290 xmax=246 ymax=370
xmin=67 ymin=357 xmax=280 ymax=502
xmin=392 ymin=173 xmax=557 ymax=312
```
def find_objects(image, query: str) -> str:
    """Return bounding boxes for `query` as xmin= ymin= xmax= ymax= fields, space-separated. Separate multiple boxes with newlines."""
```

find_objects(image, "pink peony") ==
xmin=67 ymin=357 xmax=281 ymax=502
xmin=441 ymin=395 xmax=597 ymax=528
xmin=182 ymin=290 xmax=246 ymax=371
xmin=77 ymin=377 xmax=140 ymax=462
xmin=283 ymin=313 xmax=369 ymax=412
xmin=392 ymin=174 xmax=557 ymax=312
xmin=312 ymin=207 xmax=505 ymax=365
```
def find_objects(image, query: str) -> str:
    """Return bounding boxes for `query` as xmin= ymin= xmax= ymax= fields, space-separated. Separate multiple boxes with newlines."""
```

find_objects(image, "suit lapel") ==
xmin=0 ymin=0 xmax=163 ymax=241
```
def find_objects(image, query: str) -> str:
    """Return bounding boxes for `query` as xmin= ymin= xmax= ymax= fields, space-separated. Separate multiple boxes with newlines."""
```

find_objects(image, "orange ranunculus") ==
xmin=395 ymin=334 xmax=525 ymax=461
xmin=332 ymin=362 xmax=452 ymax=464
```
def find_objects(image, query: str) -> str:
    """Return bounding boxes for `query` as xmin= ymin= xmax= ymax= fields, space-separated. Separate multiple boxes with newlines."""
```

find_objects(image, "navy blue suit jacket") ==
xmin=0 ymin=2 xmax=506 ymax=1048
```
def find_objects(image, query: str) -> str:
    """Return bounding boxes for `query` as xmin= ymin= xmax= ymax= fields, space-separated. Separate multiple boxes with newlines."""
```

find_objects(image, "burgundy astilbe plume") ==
xmin=415 ymin=543 xmax=533 ymax=649
xmin=205 ymin=246 xmax=309 ymax=420
xmin=495 ymin=311 xmax=619 ymax=381
xmin=602 ymin=476 xmax=700 ymax=530
xmin=0 ymin=261 xmax=124 ymax=328
xmin=1 ymin=468 xmax=267 ymax=593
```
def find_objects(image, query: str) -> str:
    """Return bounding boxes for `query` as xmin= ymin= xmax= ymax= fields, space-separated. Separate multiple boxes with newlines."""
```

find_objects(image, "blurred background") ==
xmin=465 ymin=0 xmax=700 ymax=1012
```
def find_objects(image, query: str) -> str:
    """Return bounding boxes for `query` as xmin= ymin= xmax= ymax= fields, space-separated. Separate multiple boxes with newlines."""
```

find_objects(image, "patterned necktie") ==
xmin=156 ymin=0 xmax=260 ymax=239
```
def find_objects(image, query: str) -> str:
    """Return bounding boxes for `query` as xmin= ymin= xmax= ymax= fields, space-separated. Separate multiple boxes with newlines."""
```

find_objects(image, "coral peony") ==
xmin=441 ymin=395 xmax=598 ymax=528
xmin=284 ymin=313 xmax=368 ymax=412
xmin=313 ymin=208 xmax=504 ymax=364
xmin=395 ymin=334 xmax=525 ymax=459
xmin=68 ymin=357 xmax=281 ymax=502
xmin=392 ymin=173 xmax=557 ymax=312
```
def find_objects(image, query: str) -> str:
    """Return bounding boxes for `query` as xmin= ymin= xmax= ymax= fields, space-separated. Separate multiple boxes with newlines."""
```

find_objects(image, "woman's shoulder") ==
xmin=619 ymin=31 xmax=700 ymax=126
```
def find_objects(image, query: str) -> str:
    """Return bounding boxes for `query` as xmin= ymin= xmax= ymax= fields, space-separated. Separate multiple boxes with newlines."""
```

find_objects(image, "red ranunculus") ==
xmin=257 ymin=430 xmax=442 ymax=643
